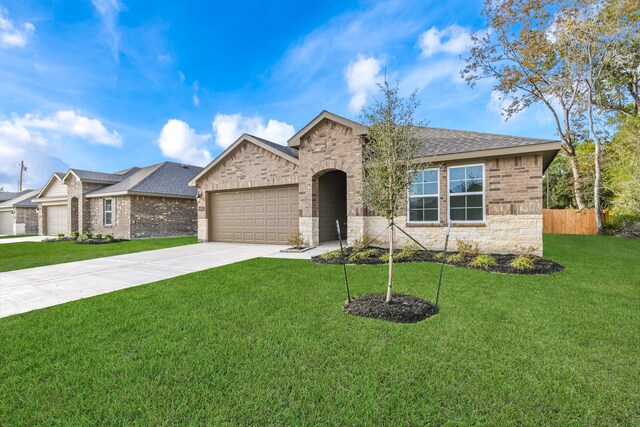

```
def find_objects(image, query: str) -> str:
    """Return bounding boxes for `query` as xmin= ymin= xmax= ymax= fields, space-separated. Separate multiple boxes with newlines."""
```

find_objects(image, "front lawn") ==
xmin=0 ymin=234 xmax=638 ymax=424
xmin=0 ymin=236 xmax=197 ymax=272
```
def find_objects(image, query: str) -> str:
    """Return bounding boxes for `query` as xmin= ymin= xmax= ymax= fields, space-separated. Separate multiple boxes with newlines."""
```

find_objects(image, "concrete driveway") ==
xmin=1 ymin=242 xmax=338 ymax=318
xmin=0 ymin=235 xmax=54 ymax=245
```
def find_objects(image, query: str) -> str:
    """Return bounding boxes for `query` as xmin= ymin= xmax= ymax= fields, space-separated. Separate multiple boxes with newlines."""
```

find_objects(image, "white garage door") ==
xmin=46 ymin=205 xmax=68 ymax=235
xmin=0 ymin=211 xmax=12 ymax=235
xmin=210 ymin=186 xmax=299 ymax=244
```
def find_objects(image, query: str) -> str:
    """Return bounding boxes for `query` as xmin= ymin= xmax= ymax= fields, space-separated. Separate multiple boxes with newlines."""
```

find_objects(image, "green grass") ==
xmin=0 ymin=234 xmax=37 ymax=239
xmin=0 ymin=236 xmax=197 ymax=272
xmin=1 ymin=234 xmax=638 ymax=425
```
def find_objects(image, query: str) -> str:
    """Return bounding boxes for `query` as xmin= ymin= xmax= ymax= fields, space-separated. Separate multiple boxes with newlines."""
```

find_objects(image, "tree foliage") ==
xmin=607 ymin=116 xmax=640 ymax=216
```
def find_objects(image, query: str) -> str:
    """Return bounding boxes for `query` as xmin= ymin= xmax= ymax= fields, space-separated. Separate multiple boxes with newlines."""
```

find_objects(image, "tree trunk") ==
xmin=386 ymin=224 xmax=394 ymax=303
xmin=594 ymin=140 xmax=603 ymax=234
xmin=568 ymin=153 xmax=587 ymax=209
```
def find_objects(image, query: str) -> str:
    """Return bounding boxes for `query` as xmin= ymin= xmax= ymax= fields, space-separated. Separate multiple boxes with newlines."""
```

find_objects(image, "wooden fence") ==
xmin=543 ymin=209 xmax=609 ymax=235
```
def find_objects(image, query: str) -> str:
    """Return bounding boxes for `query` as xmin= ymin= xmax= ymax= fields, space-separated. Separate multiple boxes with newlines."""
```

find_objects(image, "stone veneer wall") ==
xmin=297 ymin=119 xmax=365 ymax=246
xmin=88 ymin=196 xmax=132 ymax=238
xmin=14 ymin=207 xmax=38 ymax=234
xmin=355 ymin=154 xmax=544 ymax=255
xmin=195 ymin=141 xmax=299 ymax=242
xmin=66 ymin=175 xmax=109 ymax=234
xmin=130 ymin=196 xmax=197 ymax=238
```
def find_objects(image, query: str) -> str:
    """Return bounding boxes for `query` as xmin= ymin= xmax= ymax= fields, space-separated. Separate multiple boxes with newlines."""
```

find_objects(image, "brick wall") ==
xmin=66 ymin=176 xmax=110 ymax=234
xmin=88 ymin=196 xmax=132 ymax=238
xmin=130 ymin=196 xmax=197 ymax=238
xmin=195 ymin=140 xmax=299 ymax=241
xmin=14 ymin=207 xmax=38 ymax=234
xmin=297 ymin=119 xmax=365 ymax=245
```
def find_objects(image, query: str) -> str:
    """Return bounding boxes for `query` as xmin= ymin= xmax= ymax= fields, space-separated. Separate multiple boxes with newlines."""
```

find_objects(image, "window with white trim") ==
xmin=103 ymin=198 xmax=114 ymax=226
xmin=448 ymin=164 xmax=484 ymax=222
xmin=408 ymin=169 xmax=439 ymax=223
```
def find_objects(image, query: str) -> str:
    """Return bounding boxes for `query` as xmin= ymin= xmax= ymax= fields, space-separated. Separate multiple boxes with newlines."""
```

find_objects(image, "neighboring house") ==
xmin=0 ymin=189 xmax=40 ymax=235
xmin=190 ymin=110 xmax=561 ymax=255
xmin=33 ymin=162 xmax=202 ymax=239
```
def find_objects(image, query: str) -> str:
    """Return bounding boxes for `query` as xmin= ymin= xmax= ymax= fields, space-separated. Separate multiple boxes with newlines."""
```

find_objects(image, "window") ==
xmin=103 ymin=198 xmax=113 ymax=226
xmin=408 ymin=169 xmax=439 ymax=223
xmin=448 ymin=164 xmax=484 ymax=222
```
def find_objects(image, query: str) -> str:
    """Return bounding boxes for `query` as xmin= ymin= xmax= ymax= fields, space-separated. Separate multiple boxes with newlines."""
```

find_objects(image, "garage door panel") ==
xmin=210 ymin=186 xmax=298 ymax=244
xmin=0 ymin=211 xmax=13 ymax=235
xmin=46 ymin=205 xmax=68 ymax=236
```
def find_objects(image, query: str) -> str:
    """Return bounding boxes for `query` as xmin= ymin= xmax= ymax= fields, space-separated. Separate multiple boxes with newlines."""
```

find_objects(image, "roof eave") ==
xmin=85 ymin=190 xmax=196 ymax=200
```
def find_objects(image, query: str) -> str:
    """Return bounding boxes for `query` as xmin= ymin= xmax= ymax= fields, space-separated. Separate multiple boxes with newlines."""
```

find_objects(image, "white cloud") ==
xmin=14 ymin=110 xmax=122 ymax=147
xmin=156 ymin=119 xmax=212 ymax=166
xmin=212 ymin=114 xmax=295 ymax=149
xmin=345 ymin=55 xmax=384 ymax=112
xmin=192 ymin=80 xmax=200 ymax=108
xmin=418 ymin=25 xmax=471 ymax=57
xmin=0 ymin=117 xmax=68 ymax=191
xmin=0 ymin=6 xmax=36 ymax=48
xmin=91 ymin=0 xmax=123 ymax=61
xmin=178 ymin=70 xmax=185 ymax=82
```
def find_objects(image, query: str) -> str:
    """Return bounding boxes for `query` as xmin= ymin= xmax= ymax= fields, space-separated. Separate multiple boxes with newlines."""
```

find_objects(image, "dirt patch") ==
xmin=343 ymin=293 xmax=437 ymax=323
xmin=313 ymin=247 xmax=564 ymax=275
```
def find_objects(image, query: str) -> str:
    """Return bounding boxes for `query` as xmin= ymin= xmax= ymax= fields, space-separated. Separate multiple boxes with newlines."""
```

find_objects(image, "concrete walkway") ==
xmin=0 ymin=241 xmax=339 ymax=318
xmin=0 ymin=235 xmax=54 ymax=244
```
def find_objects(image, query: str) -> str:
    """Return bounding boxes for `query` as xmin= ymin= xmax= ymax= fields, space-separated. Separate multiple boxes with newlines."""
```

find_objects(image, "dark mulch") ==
xmin=343 ymin=293 xmax=437 ymax=323
xmin=75 ymin=238 xmax=127 ymax=245
xmin=313 ymin=247 xmax=564 ymax=275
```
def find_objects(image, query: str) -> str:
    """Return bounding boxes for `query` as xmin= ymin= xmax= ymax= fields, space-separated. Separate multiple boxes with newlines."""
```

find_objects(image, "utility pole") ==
xmin=18 ymin=161 xmax=27 ymax=191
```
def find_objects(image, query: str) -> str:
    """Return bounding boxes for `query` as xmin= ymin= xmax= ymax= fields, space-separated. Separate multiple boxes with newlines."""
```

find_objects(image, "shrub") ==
xmin=94 ymin=233 xmax=103 ymax=240
xmin=320 ymin=249 xmax=342 ymax=261
xmin=516 ymin=245 xmax=538 ymax=260
xmin=349 ymin=248 xmax=378 ymax=262
xmin=446 ymin=253 xmax=465 ymax=264
xmin=57 ymin=233 xmax=65 ymax=240
xmin=395 ymin=242 xmax=420 ymax=260
xmin=70 ymin=231 xmax=80 ymax=240
xmin=469 ymin=253 xmax=497 ymax=269
xmin=287 ymin=233 xmax=305 ymax=248
xmin=77 ymin=234 xmax=89 ymax=242
xmin=379 ymin=253 xmax=390 ymax=262
xmin=83 ymin=231 xmax=93 ymax=239
xmin=435 ymin=252 xmax=447 ymax=260
xmin=105 ymin=234 xmax=114 ymax=242
xmin=352 ymin=233 xmax=371 ymax=251
xmin=510 ymin=255 xmax=534 ymax=270
xmin=456 ymin=239 xmax=480 ymax=258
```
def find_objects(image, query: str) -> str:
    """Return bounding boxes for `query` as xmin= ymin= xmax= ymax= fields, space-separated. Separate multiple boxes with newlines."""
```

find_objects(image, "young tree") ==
xmin=462 ymin=0 xmax=589 ymax=209
xmin=360 ymin=80 xmax=423 ymax=303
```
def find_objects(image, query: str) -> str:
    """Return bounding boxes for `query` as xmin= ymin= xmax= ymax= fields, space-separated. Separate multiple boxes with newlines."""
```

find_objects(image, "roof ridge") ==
xmin=417 ymin=125 xmax=557 ymax=142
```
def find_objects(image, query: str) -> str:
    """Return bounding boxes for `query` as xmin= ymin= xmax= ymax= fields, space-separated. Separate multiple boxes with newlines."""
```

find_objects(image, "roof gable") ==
xmin=189 ymin=134 xmax=299 ymax=186
xmin=287 ymin=110 xmax=367 ymax=148
xmin=35 ymin=172 xmax=67 ymax=200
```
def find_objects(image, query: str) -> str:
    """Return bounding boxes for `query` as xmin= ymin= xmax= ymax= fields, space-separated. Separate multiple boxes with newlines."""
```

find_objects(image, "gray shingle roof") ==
xmin=412 ymin=126 xmax=558 ymax=157
xmin=0 ymin=192 xmax=20 ymax=202
xmin=251 ymin=135 xmax=299 ymax=159
xmin=0 ymin=189 xmax=39 ymax=208
xmin=86 ymin=162 xmax=203 ymax=198
xmin=69 ymin=167 xmax=140 ymax=183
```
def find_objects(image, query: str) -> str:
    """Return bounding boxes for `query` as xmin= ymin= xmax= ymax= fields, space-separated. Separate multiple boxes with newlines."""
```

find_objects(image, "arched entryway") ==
xmin=317 ymin=170 xmax=347 ymax=242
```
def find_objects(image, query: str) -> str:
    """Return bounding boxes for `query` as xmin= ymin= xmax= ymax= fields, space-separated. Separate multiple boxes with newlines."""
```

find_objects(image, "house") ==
xmin=0 ymin=189 xmax=40 ymax=235
xmin=190 ymin=111 xmax=561 ymax=255
xmin=33 ymin=161 xmax=202 ymax=238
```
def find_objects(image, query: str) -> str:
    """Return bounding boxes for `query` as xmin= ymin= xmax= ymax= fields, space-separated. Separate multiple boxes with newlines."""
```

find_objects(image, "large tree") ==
xmin=462 ymin=0 xmax=589 ymax=208
xmin=360 ymin=80 xmax=423 ymax=303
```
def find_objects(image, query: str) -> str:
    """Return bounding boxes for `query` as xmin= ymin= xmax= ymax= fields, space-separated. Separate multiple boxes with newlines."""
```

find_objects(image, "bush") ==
xmin=83 ymin=231 xmax=93 ymax=239
xmin=352 ymin=233 xmax=371 ymax=251
xmin=57 ymin=233 xmax=65 ymax=240
xmin=435 ymin=252 xmax=447 ymax=260
xmin=70 ymin=231 xmax=80 ymax=240
xmin=395 ymin=242 xmax=420 ymax=260
xmin=510 ymin=255 xmax=534 ymax=270
xmin=469 ymin=253 xmax=497 ymax=269
xmin=456 ymin=239 xmax=480 ymax=258
xmin=446 ymin=253 xmax=465 ymax=264
xmin=94 ymin=233 xmax=103 ymax=240
xmin=379 ymin=253 xmax=390 ymax=262
xmin=349 ymin=248 xmax=378 ymax=262
xmin=516 ymin=245 xmax=538 ymax=260
xmin=77 ymin=234 xmax=89 ymax=242
xmin=105 ymin=234 xmax=114 ymax=242
xmin=320 ymin=249 xmax=342 ymax=261
xmin=287 ymin=233 xmax=305 ymax=248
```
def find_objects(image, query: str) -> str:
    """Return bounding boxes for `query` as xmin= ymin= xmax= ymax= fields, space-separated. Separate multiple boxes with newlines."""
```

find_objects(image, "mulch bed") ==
xmin=75 ymin=238 xmax=127 ymax=245
xmin=343 ymin=293 xmax=437 ymax=323
xmin=313 ymin=247 xmax=564 ymax=275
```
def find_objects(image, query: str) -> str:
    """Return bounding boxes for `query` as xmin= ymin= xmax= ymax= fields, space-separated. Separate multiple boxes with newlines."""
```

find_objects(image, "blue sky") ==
xmin=0 ymin=0 xmax=557 ymax=191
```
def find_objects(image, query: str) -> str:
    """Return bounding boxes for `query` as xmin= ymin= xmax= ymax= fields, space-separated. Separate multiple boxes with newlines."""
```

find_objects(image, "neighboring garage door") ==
xmin=0 ymin=211 xmax=12 ymax=235
xmin=46 ymin=205 xmax=68 ymax=235
xmin=210 ymin=186 xmax=298 ymax=244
